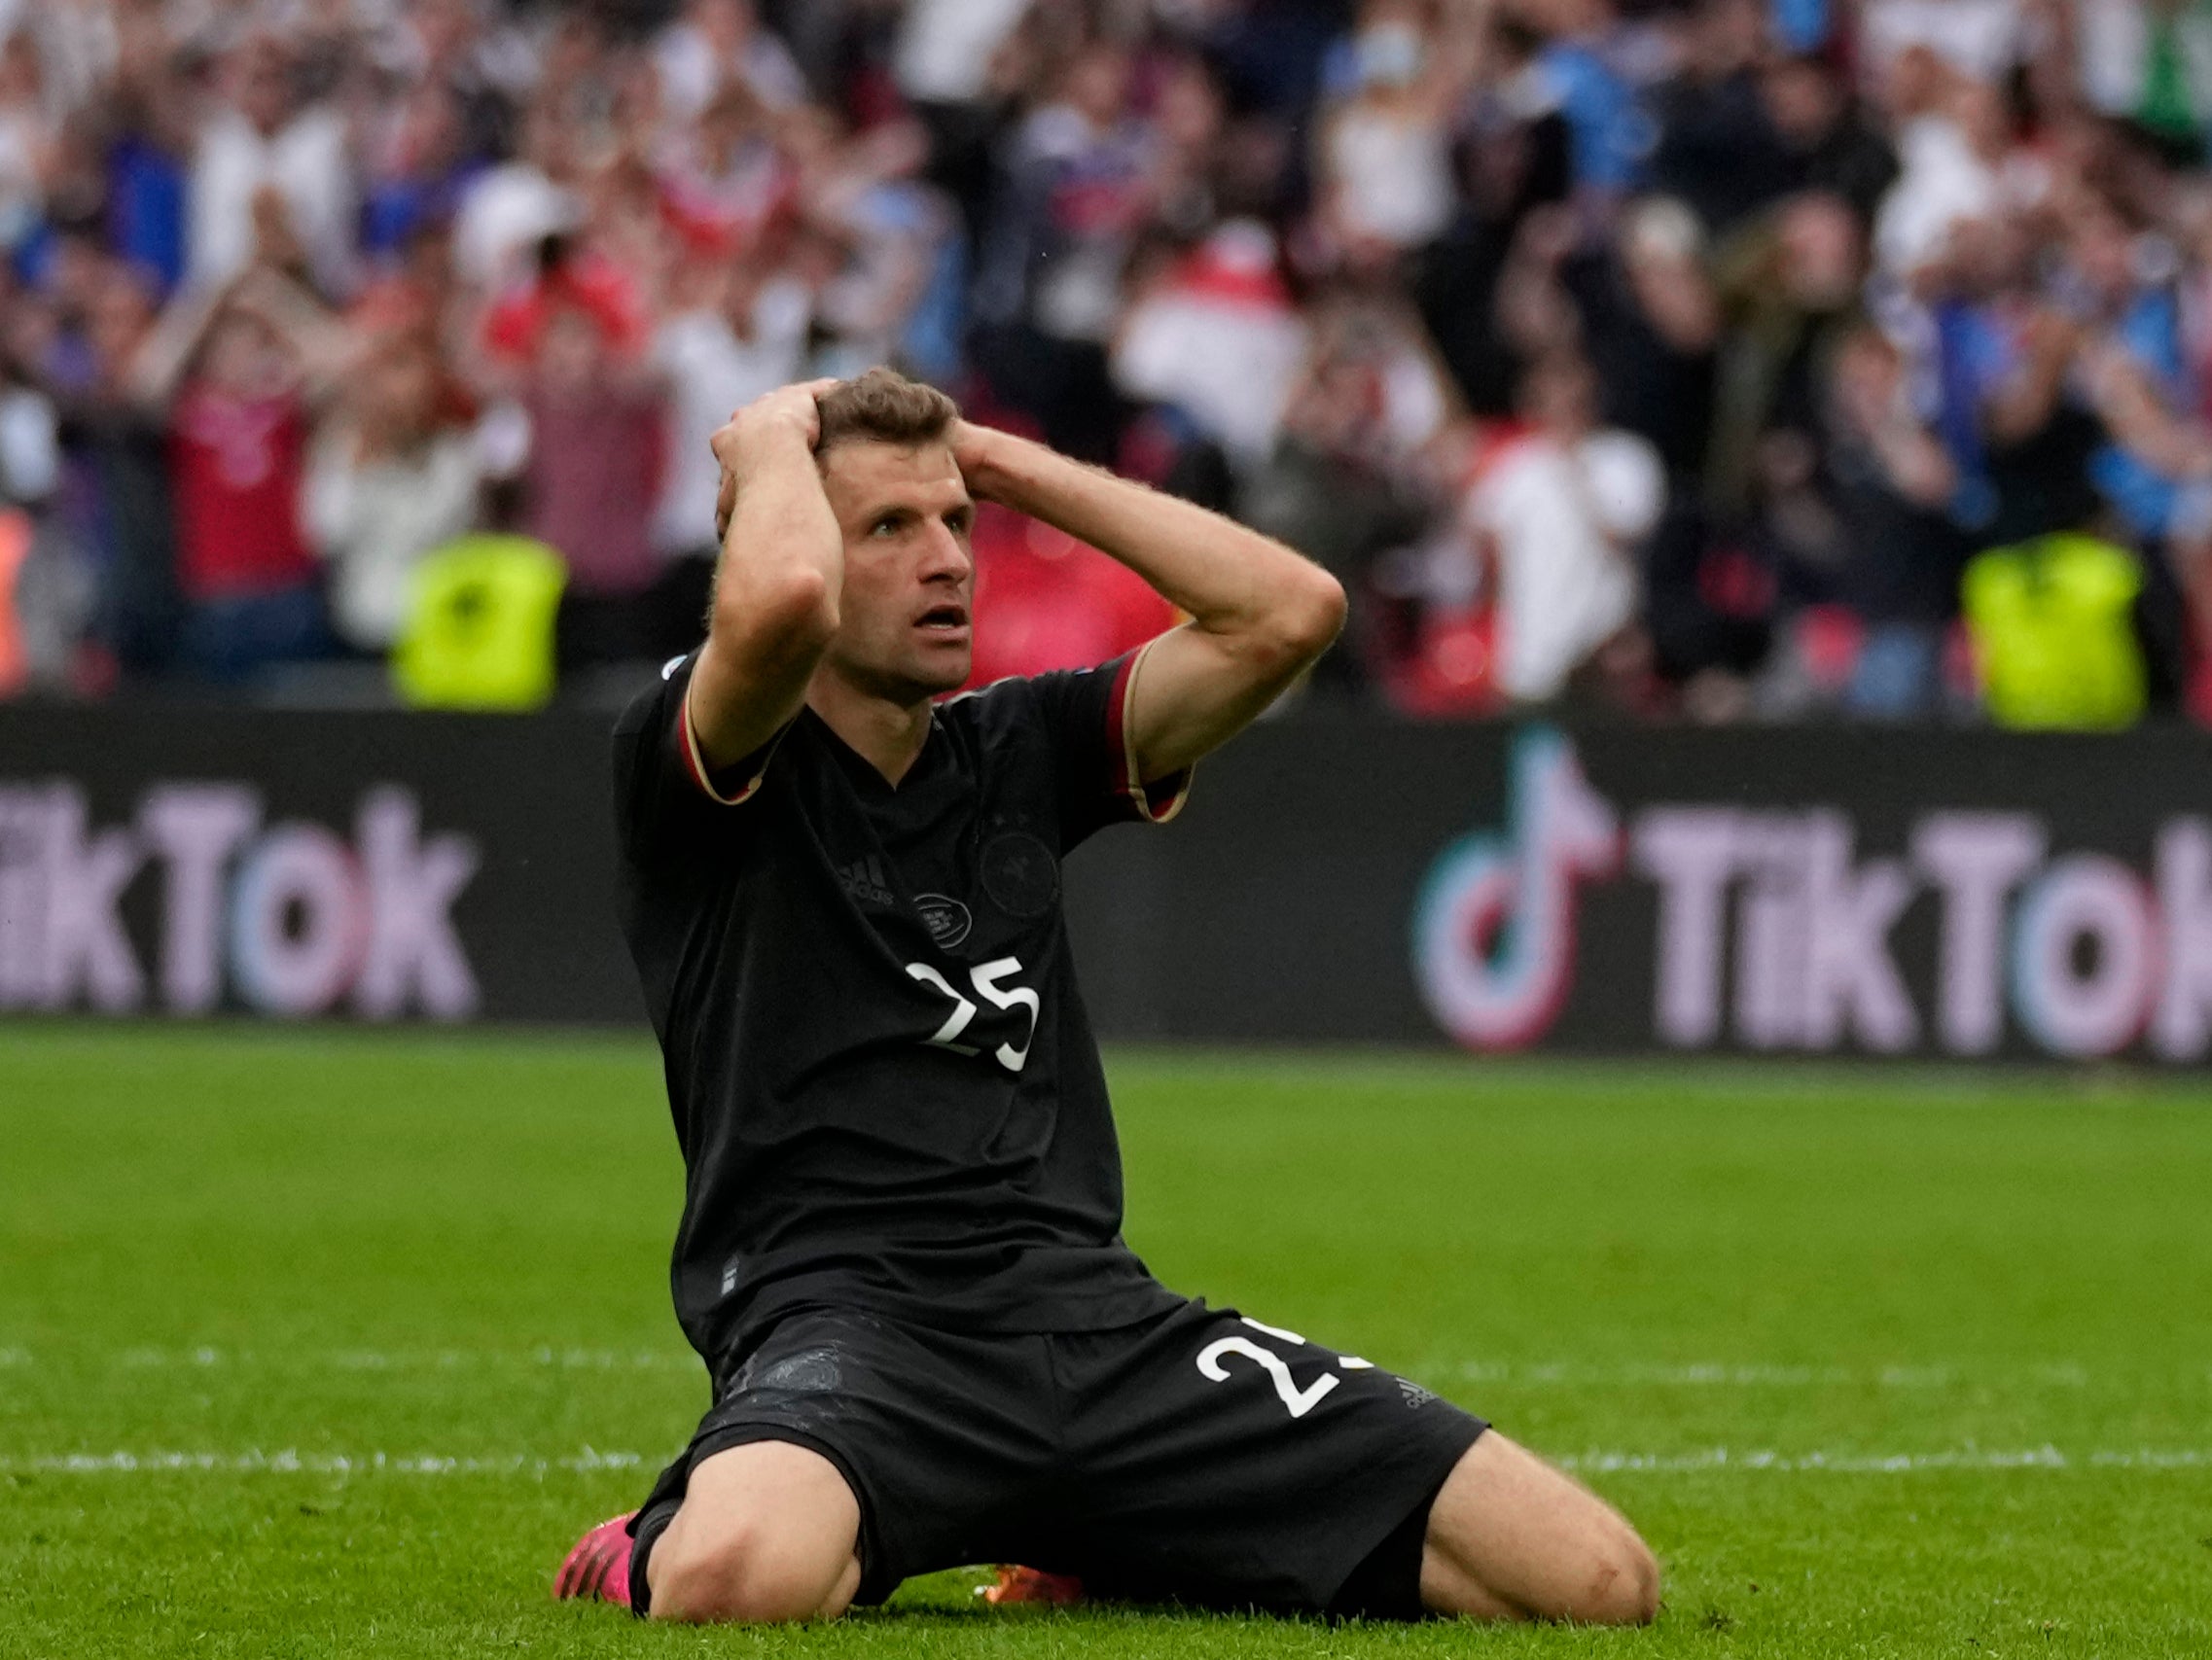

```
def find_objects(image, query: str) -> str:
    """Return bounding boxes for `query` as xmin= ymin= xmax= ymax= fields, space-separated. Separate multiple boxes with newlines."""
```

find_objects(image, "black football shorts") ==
xmin=624 ymin=1295 xmax=1487 ymax=1618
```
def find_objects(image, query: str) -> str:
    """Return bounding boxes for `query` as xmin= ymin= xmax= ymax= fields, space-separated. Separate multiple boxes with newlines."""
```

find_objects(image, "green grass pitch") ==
xmin=3 ymin=1025 xmax=2209 ymax=1658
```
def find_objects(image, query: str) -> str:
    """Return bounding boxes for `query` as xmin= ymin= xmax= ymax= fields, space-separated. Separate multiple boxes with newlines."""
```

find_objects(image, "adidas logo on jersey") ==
xmin=838 ymin=856 xmax=897 ymax=908
xmin=1397 ymin=1378 xmax=1437 ymax=1409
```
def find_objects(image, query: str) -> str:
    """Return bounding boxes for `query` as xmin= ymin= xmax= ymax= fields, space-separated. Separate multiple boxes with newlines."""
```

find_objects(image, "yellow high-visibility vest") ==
xmin=393 ymin=533 xmax=566 ymax=712
xmin=1962 ymin=532 xmax=2146 ymax=731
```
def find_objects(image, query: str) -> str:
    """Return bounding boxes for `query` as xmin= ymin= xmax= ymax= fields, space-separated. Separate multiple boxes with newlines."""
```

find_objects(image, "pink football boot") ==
xmin=553 ymin=1511 xmax=637 ymax=1608
xmin=983 ymin=1565 xmax=1086 ymax=1607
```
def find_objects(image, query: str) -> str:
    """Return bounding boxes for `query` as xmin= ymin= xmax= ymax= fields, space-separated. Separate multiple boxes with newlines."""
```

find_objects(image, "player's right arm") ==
xmin=688 ymin=379 xmax=844 ymax=775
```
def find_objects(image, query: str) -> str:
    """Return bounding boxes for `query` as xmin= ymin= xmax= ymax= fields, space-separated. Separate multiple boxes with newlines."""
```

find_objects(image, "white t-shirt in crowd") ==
xmin=653 ymin=19 xmax=806 ymax=124
xmin=303 ymin=429 xmax=482 ymax=651
xmin=1324 ymin=103 xmax=1456 ymax=250
xmin=1468 ymin=428 xmax=1662 ymax=702
xmin=1858 ymin=0 xmax=2028 ymax=85
xmin=190 ymin=104 xmax=356 ymax=297
xmin=894 ymin=0 xmax=1032 ymax=105
xmin=651 ymin=278 xmax=812 ymax=555
xmin=1874 ymin=115 xmax=2003 ymax=276
xmin=452 ymin=162 xmax=583 ymax=291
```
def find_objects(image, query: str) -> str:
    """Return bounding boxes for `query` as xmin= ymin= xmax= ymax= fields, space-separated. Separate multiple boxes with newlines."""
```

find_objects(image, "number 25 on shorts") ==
xmin=1195 ymin=1317 xmax=1375 ymax=1420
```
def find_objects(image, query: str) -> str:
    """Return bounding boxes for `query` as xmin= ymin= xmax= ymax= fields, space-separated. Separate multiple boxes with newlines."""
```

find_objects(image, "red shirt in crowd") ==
xmin=168 ymin=383 xmax=316 ymax=601
xmin=482 ymin=258 xmax=650 ymax=365
xmin=521 ymin=383 xmax=666 ymax=597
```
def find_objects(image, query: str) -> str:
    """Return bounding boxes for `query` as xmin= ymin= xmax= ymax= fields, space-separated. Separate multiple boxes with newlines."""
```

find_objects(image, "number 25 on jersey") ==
xmin=906 ymin=957 xmax=1040 ymax=1073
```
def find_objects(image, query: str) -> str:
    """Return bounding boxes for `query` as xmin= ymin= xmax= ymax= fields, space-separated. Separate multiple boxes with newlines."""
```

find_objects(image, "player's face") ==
xmin=818 ymin=438 xmax=977 ymax=703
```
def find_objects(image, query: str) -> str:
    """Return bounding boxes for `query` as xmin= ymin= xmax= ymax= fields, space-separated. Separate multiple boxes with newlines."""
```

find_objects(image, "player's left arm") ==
xmin=953 ymin=423 xmax=1345 ymax=780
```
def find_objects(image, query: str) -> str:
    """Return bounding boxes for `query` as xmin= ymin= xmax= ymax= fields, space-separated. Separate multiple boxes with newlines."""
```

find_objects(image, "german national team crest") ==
xmin=981 ymin=830 xmax=1058 ymax=919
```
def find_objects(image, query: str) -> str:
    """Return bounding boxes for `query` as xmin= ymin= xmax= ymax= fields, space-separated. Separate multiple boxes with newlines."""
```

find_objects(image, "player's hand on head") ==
xmin=710 ymin=378 xmax=839 ymax=543
xmin=947 ymin=418 xmax=1008 ymax=503
xmin=709 ymin=378 xmax=838 ymax=477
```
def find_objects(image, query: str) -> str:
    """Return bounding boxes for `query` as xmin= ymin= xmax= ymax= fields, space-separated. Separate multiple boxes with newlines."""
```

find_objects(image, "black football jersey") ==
xmin=611 ymin=645 xmax=1190 ymax=1365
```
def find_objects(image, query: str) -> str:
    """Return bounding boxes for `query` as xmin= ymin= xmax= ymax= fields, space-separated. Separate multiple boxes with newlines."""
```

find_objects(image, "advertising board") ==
xmin=7 ymin=701 xmax=2211 ymax=1064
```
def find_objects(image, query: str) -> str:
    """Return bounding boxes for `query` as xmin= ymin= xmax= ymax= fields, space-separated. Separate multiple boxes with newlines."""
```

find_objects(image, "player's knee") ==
xmin=647 ymin=1518 xmax=848 ymax=1625
xmin=1572 ymin=1525 xmax=1659 ymax=1626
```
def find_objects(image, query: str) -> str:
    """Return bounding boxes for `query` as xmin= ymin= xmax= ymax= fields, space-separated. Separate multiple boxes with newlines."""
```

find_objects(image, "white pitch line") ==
xmin=329 ymin=1348 xmax=696 ymax=1372
xmin=3 ymin=1447 xmax=2207 ymax=1477
xmin=1449 ymin=1361 xmax=2114 ymax=1389
xmin=1555 ymin=1446 xmax=2212 ymax=1472
xmin=80 ymin=1348 xmax=699 ymax=1372
xmin=0 ymin=1448 xmax=655 ymax=1476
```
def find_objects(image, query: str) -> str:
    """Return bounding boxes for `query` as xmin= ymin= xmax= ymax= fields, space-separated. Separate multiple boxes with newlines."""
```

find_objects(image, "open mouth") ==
xmin=917 ymin=603 xmax=970 ymax=634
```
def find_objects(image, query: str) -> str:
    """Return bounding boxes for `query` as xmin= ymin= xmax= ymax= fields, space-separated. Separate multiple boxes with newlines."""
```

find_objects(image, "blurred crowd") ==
xmin=6 ymin=0 xmax=2212 ymax=724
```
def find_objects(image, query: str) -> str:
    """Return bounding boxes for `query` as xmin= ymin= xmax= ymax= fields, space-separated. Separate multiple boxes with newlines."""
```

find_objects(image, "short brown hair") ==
xmin=815 ymin=366 xmax=959 ymax=456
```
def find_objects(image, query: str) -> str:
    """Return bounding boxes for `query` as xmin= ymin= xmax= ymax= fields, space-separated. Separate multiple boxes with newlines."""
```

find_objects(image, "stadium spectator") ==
xmin=101 ymin=16 xmax=199 ymax=298
xmin=43 ymin=259 xmax=180 ymax=680
xmin=1111 ymin=218 xmax=1308 ymax=474
xmin=1759 ymin=52 xmax=1899 ymax=225
xmin=451 ymin=96 xmax=585 ymax=293
xmin=1313 ymin=0 xmax=1483 ymax=265
xmin=1530 ymin=0 xmax=1652 ymax=199
xmin=1465 ymin=347 xmax=1663 ymax=703
xmin=1758 ymin=322 xmax=1967 ymax=718
xmin=188 ymin=30 xmax=355 ymax=299
xmin=303 ymin=327 xmax=482 ymax=654
xmin=1871 ymin=54 xmax=2018 ymax=282
xmin=970 ymin=39 xmax=1156 ymax=461
xmin=1856 ymin=0 xmax=2027 ymax=88
xmin=1237 ymin=293 xmax=1434 ymax=658
xmin=892 ymin=0 xmax=1035 ymax=252
xmin=2065 ymin=0 xmax=2212 ymax=144
xmin=655 ymin=85 xmax=792 ymax=264
xmin=134 ymin=266 xmax=343 ymax=682
xmin=0 ymin=279 xmax=60 ymax=690
xmin=0 ymin=28 xmax=51 ymax=265
xmin=652 ymin=0 xmax=806 ymax=127
xmin=789 ymin=110 xmax=958 ymax=380
xmin=652 ymin=247 xmax=812 ymax=637
xmin=1646 ymin=0 xmax=1800 ymax=235
xmin=1496 ymin=196 xmax=1720 ymax=479
xmin=1409 ymin=11 xmax=1574 ymax=418
xmin=359 ymin=81 xmax=483 ymax=268
xmin=505 ymin=282 xmax=669 ymax=670
xmin=1705 ymin=191 xmax=1868 ymax=512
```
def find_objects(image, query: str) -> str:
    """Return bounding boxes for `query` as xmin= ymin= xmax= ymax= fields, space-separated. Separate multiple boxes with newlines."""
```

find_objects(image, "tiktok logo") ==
xmin=1412 ymin=729 xmax=1621 ymax=1051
